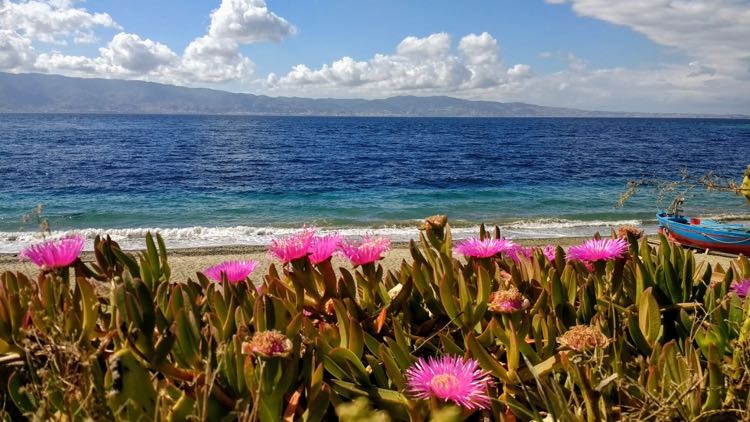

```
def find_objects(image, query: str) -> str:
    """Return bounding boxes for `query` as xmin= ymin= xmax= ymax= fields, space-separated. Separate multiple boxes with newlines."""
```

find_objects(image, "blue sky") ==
xmin=85 ymin=1 xmax=677 ymax=74
xmin=1 ymin=0 xmax=749 ymax=113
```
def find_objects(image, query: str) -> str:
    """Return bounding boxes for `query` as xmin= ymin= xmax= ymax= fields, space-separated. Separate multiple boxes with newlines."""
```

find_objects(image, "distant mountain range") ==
xmin=0 ymin=72 xmax=747 ymax=118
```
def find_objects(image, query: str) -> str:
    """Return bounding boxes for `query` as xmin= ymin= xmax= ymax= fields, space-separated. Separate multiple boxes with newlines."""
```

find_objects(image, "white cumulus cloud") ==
xmin=507 ymin=64 xmax=531 ymax=78
xmin=34 ymin=52 xmax=96 ymax=73
xmin=174 ymin=0 xmax=294 ymax=83
xmin=0 ymin=0 xmax=120 ymax=44
xmin=16 ymin=0 xmax=295 ymax=84
xmin=181 ymin=35 xmax=254 ymax=83
xmin=99 ymin=32 xmax=178 ymax=73
xmin=36 ymin=32 xmax=178 ymax=78
xmin=549 ymin=0 xmax=750 ymax=76
xmin=207 ymin=0 xmax=296 ymax=43
xmin=458 ymin=32 xmax=499 ymax=65
xmin=267 ymin=32 xmax=530 ymax=96
xmin=0 ymin=29 xmax=35 ymax=70
xmin=396 ymin=32 xmax=451 ymax=58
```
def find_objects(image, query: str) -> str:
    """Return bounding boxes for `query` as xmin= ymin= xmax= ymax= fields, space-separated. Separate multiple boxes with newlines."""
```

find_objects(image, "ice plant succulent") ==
xmin=453 ymin=237 xmax=516 ymax=259
xmin=617 ymin=224 xmax=643 ymax=239
xmin=405 ymin=355 xmax=493 ymax=410
xmin=324 ymin=298 xmax=336 ymax=315
xmin=566 ymin=238 xmax=628 ymax=262
xmin=731 ymin=279 xmax=750 ymax=299
xmin=268 ymin=227 xmax=316 ymax=263
xmin=242 ymin=330 xmax=293 ymax=359
xmin=203 ymin=260 xmax=257 ymax=283
xmin=308 ymin=233 xmax=342 ymax=264
xmin=542 ymin=245 xmax=557 ymax=262
xmin=558 ymin=325 xmax=609 ymax=352
xmin=340 ymin=235 xmax=391 ymax=266
xmin=488 ymin=286 xmax=530 ymax=314
xmin=20 ymin=234 xmax=85 ymax=270
xmin=507 ymin=245 xmax=532 ymax=263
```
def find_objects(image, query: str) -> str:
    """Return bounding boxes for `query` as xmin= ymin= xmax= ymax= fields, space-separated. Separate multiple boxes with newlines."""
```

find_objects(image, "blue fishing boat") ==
xmin=656 ymin=201 xmax=750 ymax=255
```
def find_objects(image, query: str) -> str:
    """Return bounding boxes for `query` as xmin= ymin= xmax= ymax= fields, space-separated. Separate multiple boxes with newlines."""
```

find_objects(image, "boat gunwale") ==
xmin=656 ymin=213 xmax=750 ymax=242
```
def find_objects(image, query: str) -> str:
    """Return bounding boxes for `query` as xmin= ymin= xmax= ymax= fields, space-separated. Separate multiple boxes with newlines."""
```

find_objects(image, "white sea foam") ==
xmin=0 ymin=226 xmax=436 ymax=254
xmin=499 ymin=218 xmax=659 ymax=239
xmin=700 ymin=213 xmax=750 ymax=222
xmin=0 ymin=217 xmax=670 ymax=254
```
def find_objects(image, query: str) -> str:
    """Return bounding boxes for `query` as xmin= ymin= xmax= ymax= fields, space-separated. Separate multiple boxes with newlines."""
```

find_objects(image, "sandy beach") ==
xmin=0 ymin=236 xmax=738 ymax=281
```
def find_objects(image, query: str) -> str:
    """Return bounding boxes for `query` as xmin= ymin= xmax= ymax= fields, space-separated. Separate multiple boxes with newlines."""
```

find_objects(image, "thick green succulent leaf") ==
xmin=105 ymin=348 xmax=157 ymax=419
xmin=328 ymin=347 xmax=371 ymax=386
xmin=76 ymin=277 xmax=98 ymax=341
xmin=638 ymin=287 xmax=661 ymax=348
xmin=329 ymin=380 xmax=409 ymax=407
xmin=378 ymin=344 xmax=406 ymax=390
xmin=465 ymin=332 xmax=512 ymax=383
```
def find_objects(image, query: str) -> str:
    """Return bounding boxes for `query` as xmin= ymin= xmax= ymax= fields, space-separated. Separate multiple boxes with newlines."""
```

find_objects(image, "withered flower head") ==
xmin=422 ymin=214 xmax=448 ymax=231
xmin=242 ymin=330 xmax=293 ymax=359
xmin=558 ymin=325 xmax=609 ymax=352
xmin=616 ymin=224 xmax=643 ymax=239
xmin=488 ymin=286 xmax=530 ymax=314
xmin=324 ymin=298 xmax=336 ymax=316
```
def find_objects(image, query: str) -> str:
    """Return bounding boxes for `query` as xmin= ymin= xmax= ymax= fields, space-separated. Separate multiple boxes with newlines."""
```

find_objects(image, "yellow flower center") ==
xmin=430 ymin=373 xmax=459 ymax=393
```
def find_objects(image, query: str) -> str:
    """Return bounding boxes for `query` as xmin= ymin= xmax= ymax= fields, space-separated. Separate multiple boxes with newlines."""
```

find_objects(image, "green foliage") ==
xmin=1 ymin=222 xmax=750 ymax=420
xmin=742 ymin=164 xmax=750 ymax=204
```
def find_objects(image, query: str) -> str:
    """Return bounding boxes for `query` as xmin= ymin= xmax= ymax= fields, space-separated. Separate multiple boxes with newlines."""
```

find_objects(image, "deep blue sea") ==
xmin=1 ymin=114 xmax=749 ymax=252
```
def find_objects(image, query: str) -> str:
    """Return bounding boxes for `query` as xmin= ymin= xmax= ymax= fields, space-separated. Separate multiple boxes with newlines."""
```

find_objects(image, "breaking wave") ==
xmin=0 ymin=217 xmax=666 ymax=254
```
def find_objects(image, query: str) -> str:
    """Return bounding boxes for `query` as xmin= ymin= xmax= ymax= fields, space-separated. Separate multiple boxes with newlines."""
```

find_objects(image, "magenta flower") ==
xmin=204 ymin=260 xmax=258 ymax=283
xmin=340 ymin=235 xmax=391 ymax=266
xmin=20 ymin=235 xmax=85 ymax=270
xmin=453 ymin=237 xmax=516 ymax=259
xmin=542 ymin=245 xmax=557 ymax=262
xmin=406 ymin=355 xmax=493 ymax=410
xmin=566 ymin=238 xmax=628 ymax=262
xmin=731 ymin=279 xmax=750 ymax=299
xmin=507 ymin=245 xmax=532 ymax=263
xmin=268 ymin=228 xmax=316 ymax=263
xmin=308 ymin=234 xmax=342 ymax=264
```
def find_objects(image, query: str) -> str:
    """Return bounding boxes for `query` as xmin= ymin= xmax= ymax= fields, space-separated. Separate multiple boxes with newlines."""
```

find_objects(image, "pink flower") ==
xmin=20 ymin=235 xmax=85 ymax=270
xmin=204 ymin=260 xmax=258 ymax=283
xmin=308 ymin=234 xmax=342 ymax=264
xmin=507 ymin=245 xmax=532 ymax=263
xmin=268 ymin=228 xmax=316 ymax=263
xmin=340 ymin=235 xmax=390 ymax=266
xmin=566 ymin=238 xmax=628 ymax=262
xmin=453 ymin=237 xmax=516 ymax=258
xmin=406 ymin=355 xmax=493 ymax=410
xmin=542 ymin=245 xmax=557 ymax=262
xmin=731 ymin=279 xmax=750 ymax=298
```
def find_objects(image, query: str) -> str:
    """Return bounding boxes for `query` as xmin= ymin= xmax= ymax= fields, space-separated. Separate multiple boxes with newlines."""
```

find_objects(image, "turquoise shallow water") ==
xmin=1 ymin=115 xmax=749 ymax=251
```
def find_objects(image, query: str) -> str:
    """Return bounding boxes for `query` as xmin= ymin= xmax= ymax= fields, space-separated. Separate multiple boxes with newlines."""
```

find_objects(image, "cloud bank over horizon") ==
xmin=0 ymin=0 xmax=748 ymax=114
